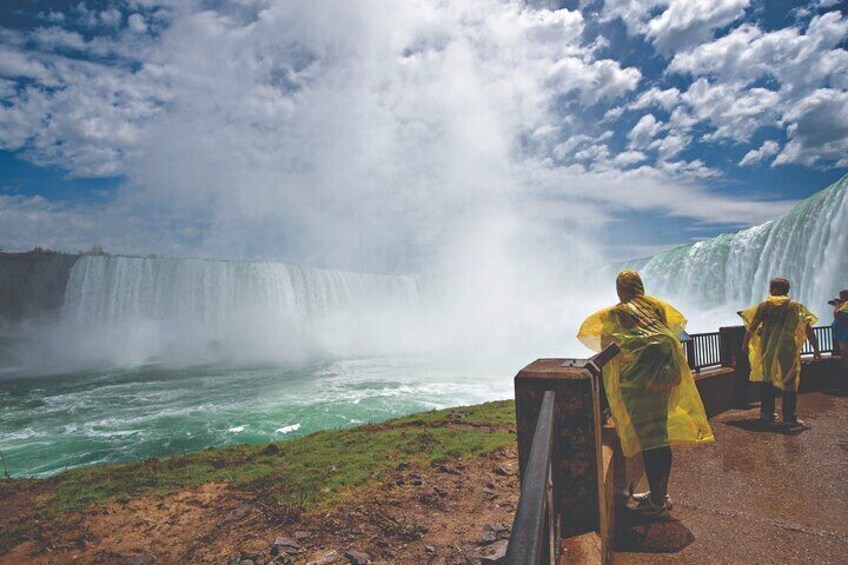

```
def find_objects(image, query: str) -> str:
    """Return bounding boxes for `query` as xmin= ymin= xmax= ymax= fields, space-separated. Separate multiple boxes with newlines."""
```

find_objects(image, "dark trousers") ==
xmin=760 ymin=383 xmax=797 ymax=422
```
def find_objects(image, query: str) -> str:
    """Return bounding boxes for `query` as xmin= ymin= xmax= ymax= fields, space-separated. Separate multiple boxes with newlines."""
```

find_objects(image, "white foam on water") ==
xmin=275 ymin=424 xmax=301 ymax=434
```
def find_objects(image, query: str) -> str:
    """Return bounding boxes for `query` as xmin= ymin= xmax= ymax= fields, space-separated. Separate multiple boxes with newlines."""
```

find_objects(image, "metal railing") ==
xmin=505 ymin=390 xmax=558 ymax=565
xmin=802 ymin=326 xmax=835 ymax=355
xmin=506 ymin=345 xmax=620 ymax=565
xmin=683 ymin=326 xmax=835 ymax=371
xmin=684 ymin=331 xmax=722 ymax=373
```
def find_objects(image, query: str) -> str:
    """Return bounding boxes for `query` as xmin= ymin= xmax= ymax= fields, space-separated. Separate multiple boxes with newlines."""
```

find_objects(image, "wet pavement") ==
xmin=615 ymin=390 xmax=848 ymax=565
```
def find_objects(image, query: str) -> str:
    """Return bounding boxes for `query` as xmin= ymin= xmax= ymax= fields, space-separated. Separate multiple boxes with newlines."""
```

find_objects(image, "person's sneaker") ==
xmin=630 ymin=495 xmax=672 ymax=520
xmin=759 ymin=412 xmax=778 ymax=423
xmin=626 ymin=491 xmax=673 ymax=513
xmin=783 ymin=418 xmax=807 ymax=429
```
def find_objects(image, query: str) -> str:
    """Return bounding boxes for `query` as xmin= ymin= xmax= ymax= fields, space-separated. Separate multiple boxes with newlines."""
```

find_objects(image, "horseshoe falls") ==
xmin=637 ymin=174 xmax=848 ymax=325
xmin=58 ymin=256 xmax=425 ymax=366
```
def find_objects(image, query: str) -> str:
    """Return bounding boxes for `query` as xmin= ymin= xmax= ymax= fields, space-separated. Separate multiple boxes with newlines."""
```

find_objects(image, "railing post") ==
xmin=719 ymin=325 xmax=750 ymax=407
xmin=514 ymin=359 xmax=605 ymax=539
xmin=685 ymin=338 xmax=697 ymax=373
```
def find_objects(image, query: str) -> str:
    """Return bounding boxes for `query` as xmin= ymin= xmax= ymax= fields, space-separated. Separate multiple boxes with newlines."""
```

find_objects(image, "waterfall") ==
xmin=58 ymin=256 xmax=424 ymax=364
xmin=63 ymin=256 xmax=422 ymax=329
xmin=639 ymin=174 xmax=848 ymax=318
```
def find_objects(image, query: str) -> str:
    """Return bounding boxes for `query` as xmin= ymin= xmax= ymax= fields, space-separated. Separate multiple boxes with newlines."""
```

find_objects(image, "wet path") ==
xmin=615 ymin=391 xmax=848 ymax=564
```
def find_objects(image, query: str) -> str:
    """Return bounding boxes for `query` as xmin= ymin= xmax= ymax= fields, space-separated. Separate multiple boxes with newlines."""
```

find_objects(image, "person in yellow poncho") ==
xmin=578 ymin=270 xmax=714 ymax=519
xmin=742 ymin=277 xmax=820 ymax=427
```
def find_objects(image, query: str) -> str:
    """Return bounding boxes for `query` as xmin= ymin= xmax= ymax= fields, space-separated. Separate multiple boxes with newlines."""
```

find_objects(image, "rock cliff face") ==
xmin=0 ymin=254 xmax=79 ymax=326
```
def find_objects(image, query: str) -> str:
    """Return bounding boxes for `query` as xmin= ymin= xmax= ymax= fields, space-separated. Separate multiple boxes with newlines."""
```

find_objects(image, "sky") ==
xmin=1 ymin=0 xmax=847 ymax=271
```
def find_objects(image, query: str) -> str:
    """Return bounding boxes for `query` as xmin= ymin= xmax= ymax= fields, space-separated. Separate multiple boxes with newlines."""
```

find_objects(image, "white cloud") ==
xmin=99 ymin=8 xmax=123 ymax=28
xmin=669 ymin=13 xmax=848 ymax=93
xmin=739 ymin=140 xmax=780 ymax=166
xmin=649 ymin=133 xmax=691 ymax=160
xmin=646 ymin=0 xmax=750 ymax=54
xmin=546 ymin=57 xmax=642 ymax=104
xmin=775 ymin=88 xmax=848 ymax=166
xmin=602 ymin=0 xmax=750 ymax=55
xmin=128 ymin=14 xmax=148 ymax=33
xmin=612 ymin=150 xmax=648 ymax=167
xmin=679 ymin=79 xmax=781 ymax=142
xmin=630 ymin=86 xmax=681 ymax=111
xmin=525 ymin=158 xmax=793 ymax=227
xmin=628 ymin=114 xmax=664 ymax=148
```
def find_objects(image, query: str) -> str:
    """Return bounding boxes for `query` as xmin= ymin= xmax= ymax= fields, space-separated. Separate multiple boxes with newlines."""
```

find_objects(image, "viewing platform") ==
xmin=505 ymin=325 xmax=846 ymax=565
xmin=616 ymin=390 xmax=848 ymax=564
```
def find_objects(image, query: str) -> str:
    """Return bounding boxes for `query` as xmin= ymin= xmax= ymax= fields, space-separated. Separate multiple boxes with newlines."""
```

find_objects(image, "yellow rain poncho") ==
xmin=577 ymin=274 xmax=714 ymax=457
xmin=742 ymin=296 xmax=818 ymax=391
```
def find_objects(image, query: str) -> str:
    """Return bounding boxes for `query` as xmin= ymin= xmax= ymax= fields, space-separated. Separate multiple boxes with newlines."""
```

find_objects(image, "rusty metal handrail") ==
xmin=505 ymin=390 xmax=558 ymax=565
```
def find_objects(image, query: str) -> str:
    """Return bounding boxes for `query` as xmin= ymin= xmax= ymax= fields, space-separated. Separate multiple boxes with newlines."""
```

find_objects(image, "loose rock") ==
xmin=493 ymin=465 xmax=515 ymax=477
xmin=476 ymin=539 xmax=508 ymax=564
xmin=307 ymin=550 xmax=340 ymax=565
xmin=344 ymin=549 xmax=372 ymax=564
xmin=270 ymin=536 xmax=302 ymax=556
xmin=478 ymin=523 xmax=511 ymax=545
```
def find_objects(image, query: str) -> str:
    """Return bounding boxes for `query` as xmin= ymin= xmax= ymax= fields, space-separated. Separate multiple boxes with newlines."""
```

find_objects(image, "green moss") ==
xmin=15 ymin=400 xmax=515 ymax=517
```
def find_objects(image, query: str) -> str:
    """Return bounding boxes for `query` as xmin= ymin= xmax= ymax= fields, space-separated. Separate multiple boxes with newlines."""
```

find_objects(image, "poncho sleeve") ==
xmin=576 ymin=307 xmax=612 ymax=353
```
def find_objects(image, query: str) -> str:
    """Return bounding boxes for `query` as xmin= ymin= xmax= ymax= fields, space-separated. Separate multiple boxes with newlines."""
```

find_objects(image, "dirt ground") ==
xmin=1 ymin=448 xmax=520 ymax=565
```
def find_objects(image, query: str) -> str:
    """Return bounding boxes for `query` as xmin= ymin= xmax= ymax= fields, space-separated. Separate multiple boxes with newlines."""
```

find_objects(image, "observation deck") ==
xmin=505 ymin=326 xmax=846 ymax=565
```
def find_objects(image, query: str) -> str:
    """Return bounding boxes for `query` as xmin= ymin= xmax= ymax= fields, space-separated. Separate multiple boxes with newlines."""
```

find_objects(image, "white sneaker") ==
xmin=626 ymin=491 xmax=673 ymax=514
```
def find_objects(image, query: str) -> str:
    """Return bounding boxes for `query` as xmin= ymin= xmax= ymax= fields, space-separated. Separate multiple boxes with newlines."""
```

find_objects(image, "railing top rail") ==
xmin=505 ymin=390 xmax=556 ymax=565
xmin=687 ymin=330 xmax=721 ymax=338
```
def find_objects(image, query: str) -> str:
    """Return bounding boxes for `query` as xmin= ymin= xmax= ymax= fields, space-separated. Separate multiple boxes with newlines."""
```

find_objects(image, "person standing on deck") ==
xmin=742 ymin=277 xmax=821 ymax=428
xmin=577 ymin=270 xmax=714 ymax=519
xmin=830 ymin=289 xmax=848 ymax=378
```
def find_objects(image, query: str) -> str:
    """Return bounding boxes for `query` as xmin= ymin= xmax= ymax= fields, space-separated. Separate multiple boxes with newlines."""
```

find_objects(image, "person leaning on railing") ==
xmin=831 ymin=289 xmax=848 ymax=377
xmin=741 ymin=277 xmax=820 ymax=428
xmin=577 ymin=270 xmax=715 ymax=520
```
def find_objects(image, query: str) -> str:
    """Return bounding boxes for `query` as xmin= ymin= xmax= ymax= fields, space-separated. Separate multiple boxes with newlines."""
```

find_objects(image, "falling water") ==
xmin=63 ymin=256 xmax=422 ymax=331
xmin=638 ymin=174 xmax=848 ymax=320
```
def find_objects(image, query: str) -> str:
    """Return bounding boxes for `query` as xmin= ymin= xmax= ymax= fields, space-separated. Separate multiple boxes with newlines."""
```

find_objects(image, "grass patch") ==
xmin=6 ymin=400 xmax=516 ymax=520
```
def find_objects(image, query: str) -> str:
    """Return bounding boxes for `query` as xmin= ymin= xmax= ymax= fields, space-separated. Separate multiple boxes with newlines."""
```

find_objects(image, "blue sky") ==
xmin=1 ymin=1 xmax=847 ymax=268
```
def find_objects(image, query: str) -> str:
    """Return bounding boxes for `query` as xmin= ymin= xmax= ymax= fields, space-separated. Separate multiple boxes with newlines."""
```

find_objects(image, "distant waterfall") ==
xmin=639 ymin=174 xmax=848 ymax=316
xmin=62 ymin=256 xmax=423 ymax=332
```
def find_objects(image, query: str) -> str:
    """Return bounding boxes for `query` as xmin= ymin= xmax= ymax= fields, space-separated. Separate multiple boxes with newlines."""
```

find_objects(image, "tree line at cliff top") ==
xmin=0 ymin=245 xmax=160 ymax=259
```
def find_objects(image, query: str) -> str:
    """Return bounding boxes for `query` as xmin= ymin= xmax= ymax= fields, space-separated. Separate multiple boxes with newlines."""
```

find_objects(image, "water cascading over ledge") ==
xmin=51 ymin=256 xmax=426 ymax=366
xmin=62 ymin=256 xmax=423 ymax=331
xmin=636 ymin=174 xmax=848 ymax=315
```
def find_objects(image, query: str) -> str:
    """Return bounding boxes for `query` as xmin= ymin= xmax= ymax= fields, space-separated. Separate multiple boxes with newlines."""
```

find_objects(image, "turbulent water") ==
xmin=637 ymin=174 xmax=848 ymax=324
xmin=0 ymin=357 xmax=507 ymax=477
